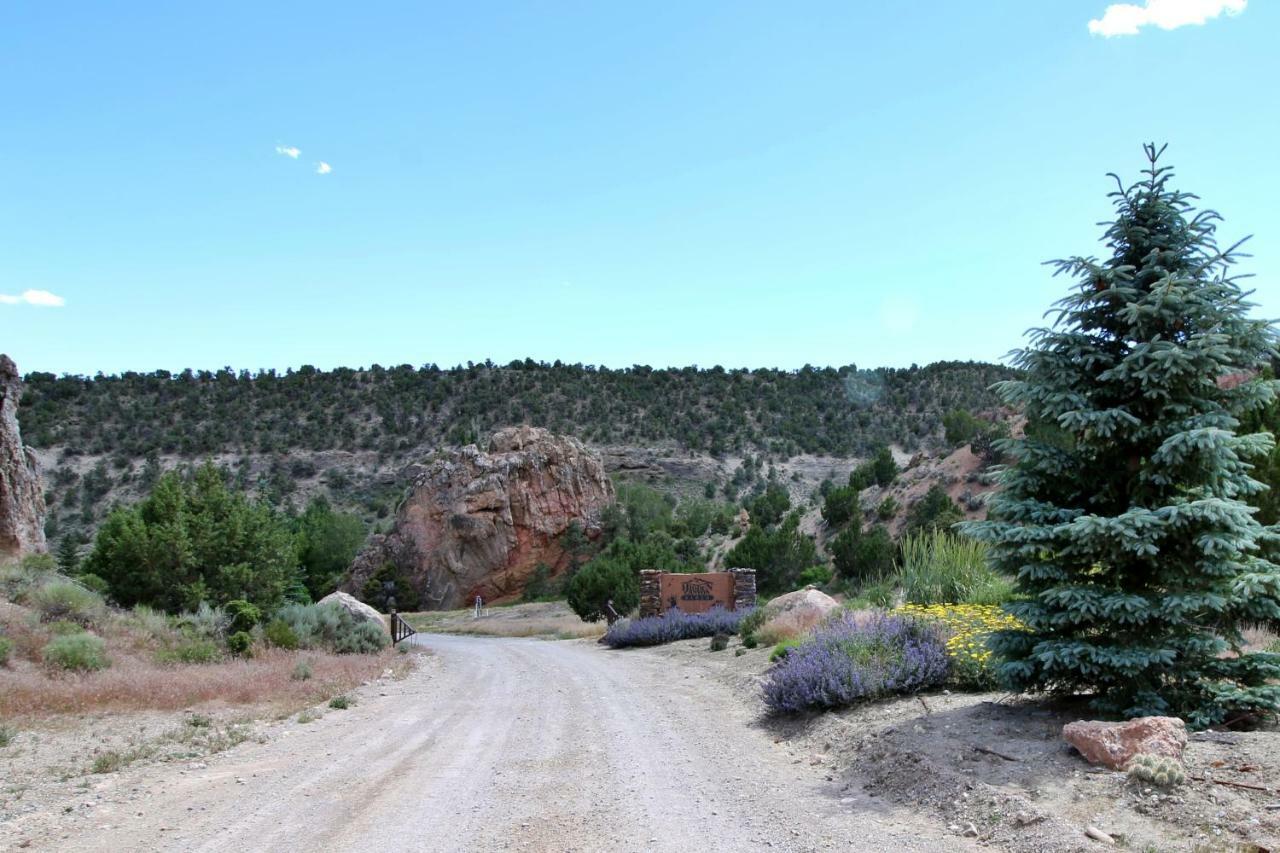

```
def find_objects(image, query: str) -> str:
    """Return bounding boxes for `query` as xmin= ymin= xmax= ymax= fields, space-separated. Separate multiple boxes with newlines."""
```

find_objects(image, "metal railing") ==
xmin=390 ymin=612 xmax=417 ymax=644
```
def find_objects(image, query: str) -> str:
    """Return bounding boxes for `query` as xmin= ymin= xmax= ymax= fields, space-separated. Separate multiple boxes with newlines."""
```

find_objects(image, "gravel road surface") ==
xmin=16 ymin=635 xmax=968 ymax=852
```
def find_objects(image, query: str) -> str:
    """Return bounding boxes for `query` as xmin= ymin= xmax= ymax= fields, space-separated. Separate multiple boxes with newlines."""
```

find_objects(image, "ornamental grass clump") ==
xmin=961 ymin=145 xmax=1280 ymax=727
xmin=602 ymin=607 xmax=751 ymax=649
xmin=897 ymin=603 xmax=1026 ymax=690
xmin=761 ymin=611 xmax=948 ymax=713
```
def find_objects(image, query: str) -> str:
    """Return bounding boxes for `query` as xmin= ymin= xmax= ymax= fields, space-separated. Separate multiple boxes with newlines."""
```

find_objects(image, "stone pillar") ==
xmin=639 ymin=570 xmax=663 ymax=618
xmin=728 ymin=567 xmax=757 ymax=611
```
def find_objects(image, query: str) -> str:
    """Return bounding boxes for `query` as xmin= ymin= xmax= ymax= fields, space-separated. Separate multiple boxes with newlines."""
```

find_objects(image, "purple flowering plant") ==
xmin=603 ymin=606 xmax=752 ymax=649
xmin=761 ymin=610 xmax=948 ymax=713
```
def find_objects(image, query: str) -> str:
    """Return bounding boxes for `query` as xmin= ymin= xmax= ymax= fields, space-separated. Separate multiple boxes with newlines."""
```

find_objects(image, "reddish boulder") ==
xmin=1062 ymin=717 xmax=1187 ymax=770
xmin=1 ymin=355 xmax=47 ymax=559
xmin=345 ymin=427 xmax=614 ymax=609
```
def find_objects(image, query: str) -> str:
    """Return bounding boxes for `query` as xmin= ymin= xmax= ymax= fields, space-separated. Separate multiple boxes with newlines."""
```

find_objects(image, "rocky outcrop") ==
xmin=346 ymin=426 xmax=615 ymax=610
xmin=1 ymin=355 xmax=46 ymax=559
xmin=318 ymin=591 xmax=388 ymax=632
xmin=1063 ymin=717 xmax=1187 ymax=770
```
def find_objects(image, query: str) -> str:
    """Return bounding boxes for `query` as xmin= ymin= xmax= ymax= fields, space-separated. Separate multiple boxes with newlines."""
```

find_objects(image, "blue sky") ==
xmin=2 ymin=1 xmax=1276 ymax=376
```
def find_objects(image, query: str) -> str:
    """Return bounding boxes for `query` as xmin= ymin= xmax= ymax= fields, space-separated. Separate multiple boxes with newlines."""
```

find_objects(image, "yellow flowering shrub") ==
xmin=895 ymin=603 xmax=1026 ymax=690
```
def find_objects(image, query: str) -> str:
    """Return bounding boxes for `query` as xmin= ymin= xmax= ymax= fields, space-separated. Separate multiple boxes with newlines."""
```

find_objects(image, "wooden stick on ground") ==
xmin=1189 ymin=775 xmax=1272 ymax=793
xmin=973 ymin=745 xmax=1020 ymax=762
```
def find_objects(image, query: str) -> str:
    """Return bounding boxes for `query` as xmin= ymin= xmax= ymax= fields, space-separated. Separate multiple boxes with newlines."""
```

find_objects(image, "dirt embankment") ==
xmin=650 ymin=637 xmax=1280 ymax=852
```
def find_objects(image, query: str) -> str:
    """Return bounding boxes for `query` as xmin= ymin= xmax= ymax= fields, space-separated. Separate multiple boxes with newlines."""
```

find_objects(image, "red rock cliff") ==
xmin=1 ymin=355 xmax=47 ymax=559
xmin=346 ymin=426 xmax=614 ymax=609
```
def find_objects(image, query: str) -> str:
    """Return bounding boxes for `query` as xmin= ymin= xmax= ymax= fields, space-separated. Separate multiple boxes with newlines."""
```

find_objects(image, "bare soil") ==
xmin=651 ymin=635 xmax=1280 ymax=852
xmin=1 ymin=634 xmax=968 ymax=852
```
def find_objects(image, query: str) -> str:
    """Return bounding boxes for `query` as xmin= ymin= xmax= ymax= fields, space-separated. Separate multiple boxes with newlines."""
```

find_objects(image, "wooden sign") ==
xmin=657 ymin=572 xmax=736 ymax=614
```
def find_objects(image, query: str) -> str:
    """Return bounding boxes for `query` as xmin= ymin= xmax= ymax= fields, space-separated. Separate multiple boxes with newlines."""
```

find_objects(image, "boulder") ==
xmin=0 ymin=355 xmax=47 ymax=559
xmin=763 ymin=587 xmax=840 ymax=621
xmin=756 ymin=587 xmax=841 ymax=641
xmin=1062 ymin=717 xmax=1187 ymax=770
xmin=345 ymin=426 xmax=615 ymax=609
xmin=318 ymin=591 xmax=388 ymax=632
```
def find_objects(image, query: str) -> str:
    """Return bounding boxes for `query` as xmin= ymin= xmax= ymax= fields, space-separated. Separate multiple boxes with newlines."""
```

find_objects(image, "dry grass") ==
xmin=0 ymin=647 xmax=404 ymax=720
xmin=405 ymin=601 xmax=605 ymax=640
xmin=756 ymin=608 xmax=828 ymax=646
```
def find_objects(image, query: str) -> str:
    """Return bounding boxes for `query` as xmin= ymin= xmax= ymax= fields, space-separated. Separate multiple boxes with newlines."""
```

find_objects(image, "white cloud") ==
xmin=315 ymin=161 xmax=332 ymax=175
xmin=275 ymin=144 xmax=301 ymax=159
xmin=1089 ymin=0 xmax=1246 ymax=37
xmin=0 ymin=289 xmax=66 ymax=307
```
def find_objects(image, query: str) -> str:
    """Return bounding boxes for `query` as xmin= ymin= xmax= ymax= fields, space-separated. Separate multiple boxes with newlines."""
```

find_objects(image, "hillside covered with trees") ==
xmin=19 ymin=360 xmax=1015 ymax=460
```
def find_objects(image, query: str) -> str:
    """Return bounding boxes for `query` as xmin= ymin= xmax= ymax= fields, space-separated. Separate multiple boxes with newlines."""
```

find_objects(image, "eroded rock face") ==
xmin=1 ymin=355 xmax=47 ymax=559
xmin=1063 ymin=717 xmax=1187 ymax=770
xmin=346 ymin=426 xmax=614 ymax=609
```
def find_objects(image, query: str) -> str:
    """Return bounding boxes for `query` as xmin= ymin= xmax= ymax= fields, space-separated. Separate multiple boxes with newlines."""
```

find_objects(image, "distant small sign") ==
xmin=658 ymin=572 xmax=735 ymax=614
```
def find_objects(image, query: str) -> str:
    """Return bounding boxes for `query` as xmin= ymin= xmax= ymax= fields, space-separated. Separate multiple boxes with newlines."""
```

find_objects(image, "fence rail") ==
xmin=390 ymin=612 xmax=417 ymax=644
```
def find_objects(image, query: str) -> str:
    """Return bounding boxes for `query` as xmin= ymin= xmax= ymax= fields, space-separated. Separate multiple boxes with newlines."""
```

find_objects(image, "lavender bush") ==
xmin=761 ymin=611 xmax=948 ymax=713
xmin=603 ymin=607 xmax=753 ymax=649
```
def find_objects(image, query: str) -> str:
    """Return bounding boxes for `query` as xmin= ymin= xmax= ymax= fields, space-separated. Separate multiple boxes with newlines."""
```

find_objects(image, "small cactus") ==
xmin=1126 ymin=753 xmax=1186 ymax=788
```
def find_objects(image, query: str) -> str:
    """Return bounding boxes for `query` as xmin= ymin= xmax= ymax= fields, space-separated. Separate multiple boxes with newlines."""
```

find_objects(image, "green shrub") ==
xmin=42 ymin=633 xmax=110 ymax=672
xmin=292 ymin=659 xmax=314 ymax=681
xmin=830 ymin=524 xmax=894 ymax=584
xmin=876 ymin=497 xmax=900 ymax=520
xmin=0 ymin=724 xmax=12 ymax=747
xmin=273 ymin=602 xmax=389 ymax=654
xmin=709 ymin=633 xmax=730 ymax=652
xmin=76 ymin=573 xmax=110 ymax=595
xmin=155 ymin=638 xmax=222 ymax=664
xmin=128 ymin=604 xmax=172 ymax=639
xmin=723 ymin=511 xmax=819 ymax=595
xmin=737 ymin=604 xmax=762 ymax=637
xmin=0 ymin=637 xmax=11 ymax=667
xmin=333 ymin=620 xmax=388 ymax=654
xmin=797 ymin=565 xmax=832 ymax=588
xmin=770 ymin=638 xmax=803 ymax=662
xmin=30 ymin=581 xmax=105 ymax=625
xmin=83 ymin=463 xmax=299 ymax=614
xmin=47 ymin=620 xmax=85 ymax=636
xmin=847 ymin=578 xmax=897 ymax=609
xmin=898 ymin=531 xmax=1011 ymax=606
xmin=226 ymin=631 xmax=253 ymax=656
xmin=178 ymin=602 xmax=230 ymax=640
xmin=565 ymin=557 xmax=639 ymax=623
xmin=225 ymin=599 xmax=261 ymax=634
xmin=264 ymin=618 xmax=300 ymax=650
xmin=91 ymin=750 xmax=129 ymax=774
xmin=904 ymin=485 xmax=963 ymax=536
xmin=328 ymin=695 xmax=353 ymax=710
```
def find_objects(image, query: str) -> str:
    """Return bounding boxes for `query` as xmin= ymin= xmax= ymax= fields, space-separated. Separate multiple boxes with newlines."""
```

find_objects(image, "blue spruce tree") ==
xmin=964 ymin=145 xmax=1280 ymax=727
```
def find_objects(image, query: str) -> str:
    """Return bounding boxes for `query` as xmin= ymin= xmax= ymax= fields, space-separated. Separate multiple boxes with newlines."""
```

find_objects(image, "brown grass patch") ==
xmin=756 ymin=608 xmax=828 ymax=646
xmin=405 ymin=601 xmax=605 ymax=640
xmin=0 ymin=647 xmax=403 ymax=720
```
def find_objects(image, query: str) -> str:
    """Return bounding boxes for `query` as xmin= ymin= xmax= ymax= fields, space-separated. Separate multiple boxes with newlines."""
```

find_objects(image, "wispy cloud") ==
xmin=0 ymin=289 xmax=66 ymax=307
xmin=1089 ymin=0 xmax=1246 ymax=37
xmin=315 ymin=161 xmax=332 ymax=175
xmin=275 ymin=144 xmax=301 ymax=159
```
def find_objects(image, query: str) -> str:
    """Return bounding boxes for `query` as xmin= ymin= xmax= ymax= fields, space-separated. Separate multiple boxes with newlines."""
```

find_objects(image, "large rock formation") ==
xmin=1 ymin=355 xmax=47 ymax=560
xmin=346 ymin=426 xmax=615 ymax=609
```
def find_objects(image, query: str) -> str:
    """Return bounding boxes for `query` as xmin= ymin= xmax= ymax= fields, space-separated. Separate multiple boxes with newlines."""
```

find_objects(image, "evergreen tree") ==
xmin=55 ymin=535 xmax=81 ymax=575
xmin=294 ymin=496 xmax=367 ymax=600
xmin=964 ymin=146 xmax=1280 ymax=726
xmin=84 ymin=462 xmax=301 ymax=613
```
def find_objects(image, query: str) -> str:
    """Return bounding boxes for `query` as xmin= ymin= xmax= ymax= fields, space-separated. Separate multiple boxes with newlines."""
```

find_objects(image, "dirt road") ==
xmin=10 ymin=635 xmax=968 ymax=852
